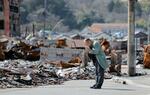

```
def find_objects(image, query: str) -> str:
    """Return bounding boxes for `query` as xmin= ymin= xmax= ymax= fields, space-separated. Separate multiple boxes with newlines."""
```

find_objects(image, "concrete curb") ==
xmin=112 ymin=76 xmax=150 ymax=88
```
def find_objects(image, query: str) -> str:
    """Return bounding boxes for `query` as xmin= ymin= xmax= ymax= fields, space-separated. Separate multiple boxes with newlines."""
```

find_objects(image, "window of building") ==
xmin=10 ymin=0 xmax=19 ymax=5
xmin=10 ymin=5 xmax=19 ymax=13
xmin=13 ymin=24 xmax=16 ymax=31
xmin=0 ymin=0 xmax=3 ymax=11
xmin=0 ymin=20 xmax=4 ymax=29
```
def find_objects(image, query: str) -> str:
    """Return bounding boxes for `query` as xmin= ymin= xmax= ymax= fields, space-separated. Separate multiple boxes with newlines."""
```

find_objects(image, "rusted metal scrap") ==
xmin=2 ymin=40 xmax=40 ymax=61
xmin=45 ymin=61 xmax=79 ymax=69
xmin=45 ymin=56 xmax=82 ymax=69
xmin=0 ymin=45 xmax=5 ymax=61
xmin=56 ymin=39 xmax=67 ymax=48
xmin=0 ymin=36 xmax=41 ymax=61
xmin=108 ymin=50 xmax=122 ymax=76
xmin=143 ymin=45 xmax=150 ymax=68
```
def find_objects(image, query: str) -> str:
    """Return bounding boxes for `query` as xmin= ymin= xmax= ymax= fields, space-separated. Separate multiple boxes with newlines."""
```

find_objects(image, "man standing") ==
xmin=84 ymin=39 xmax=109 ymax=89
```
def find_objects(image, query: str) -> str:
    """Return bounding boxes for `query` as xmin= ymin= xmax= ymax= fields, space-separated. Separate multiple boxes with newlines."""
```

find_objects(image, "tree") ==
xmin=139 ymin=0 xmax=150 ymax=30
xmin=107 ymin=1 xmax=115 ymax=12
xmin=135 ymin=2 xmax=142 ymax=17
xmin=136 ymin=18 xmax=147 ymax=30
xmin=21 ymin=0 xmax=78 ymax=31
xmin=20 ymin=0 xmax=139 ymax=32
xmin=112 ymin=0 xmax=127 ymax=13
xmin=140 ymin=0 xmax=150 ymax=15
xmin=47 ymin=0 xmax=77 ymax=29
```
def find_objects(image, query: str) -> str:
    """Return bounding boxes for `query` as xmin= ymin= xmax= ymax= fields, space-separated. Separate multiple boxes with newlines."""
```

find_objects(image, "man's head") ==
xmin=84 ymin=38 xmax=93 ymax=47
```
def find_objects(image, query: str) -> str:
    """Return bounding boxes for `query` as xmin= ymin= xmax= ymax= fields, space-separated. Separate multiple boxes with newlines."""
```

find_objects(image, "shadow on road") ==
xmin=102 ymin=88 xmax=135 ymax=91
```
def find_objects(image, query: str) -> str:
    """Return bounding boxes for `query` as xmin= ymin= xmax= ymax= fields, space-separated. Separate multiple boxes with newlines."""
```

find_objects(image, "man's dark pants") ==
xmin=95 ymin=59 xmax=104 ymax=87
xmin=88 ymin=54 xmax=104 ymax=87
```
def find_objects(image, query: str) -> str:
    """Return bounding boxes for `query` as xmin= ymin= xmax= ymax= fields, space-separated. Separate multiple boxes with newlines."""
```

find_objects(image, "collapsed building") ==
xmin=0 ymin=0 xmax=20 ymax=36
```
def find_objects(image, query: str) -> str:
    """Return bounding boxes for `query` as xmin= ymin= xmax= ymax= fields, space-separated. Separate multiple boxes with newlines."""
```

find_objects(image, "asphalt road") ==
xmin=0 ymin=80 xmax=150 ymax=95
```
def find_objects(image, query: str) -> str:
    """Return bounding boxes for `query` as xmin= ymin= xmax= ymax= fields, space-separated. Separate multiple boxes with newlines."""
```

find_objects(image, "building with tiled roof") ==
xmin=89 ymin=23 xmax=128 ymax=39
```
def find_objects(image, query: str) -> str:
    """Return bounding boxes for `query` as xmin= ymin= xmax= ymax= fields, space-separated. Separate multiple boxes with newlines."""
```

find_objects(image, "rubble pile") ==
xmin=0 ymin=59 xmax=112 ymax=89
xmin=0 ymin=38 xmax=40 ymax=61
xmin=0 ymin=60 xmax=115 ymax=89
xmin=0 ymin=60 xmax=64 ymax=89
xmin=56 ymin=66 xmax=96 ymax=80
xmin=0 ymin=59 xmax=94 ymax=88
xmin=56 ymin=64 xmax=112 ymax=80
xmin=0 ymin=37 xmax=113 ymax=89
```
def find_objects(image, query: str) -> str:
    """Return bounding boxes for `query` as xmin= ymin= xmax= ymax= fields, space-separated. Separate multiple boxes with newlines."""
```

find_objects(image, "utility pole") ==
xmin=43 ymin=0 xmax=47 ymax=32
xmin=25 ymin=26 xmax=28 ymax=38
xmin=32 ymin=23 xmax=35 ymax=37
xmin=128 ymin=0 xmax=136 ymax=76
xmin=148 ymin=15 xmax=150 ymax=44
xmin=51 ymin=19 xmax=63 ymax=32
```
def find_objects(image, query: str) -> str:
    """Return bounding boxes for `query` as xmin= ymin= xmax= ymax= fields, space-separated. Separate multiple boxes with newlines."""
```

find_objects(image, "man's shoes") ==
xmin=92 ymin=86 xmax=101 ymax=89
xmin=90 ymin=85 xmax=101 ymax=89
xmin=90 ymin=84 xmax=96 ymax=88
